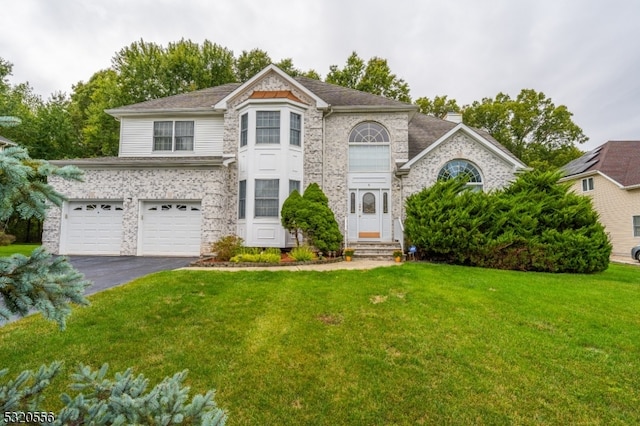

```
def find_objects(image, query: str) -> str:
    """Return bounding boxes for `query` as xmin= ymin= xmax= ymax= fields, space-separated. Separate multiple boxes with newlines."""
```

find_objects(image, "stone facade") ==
xmin=403 ymin=131 xmax=518 ymax=199
xmin=42 ymin=167 xmax=230 ymax=255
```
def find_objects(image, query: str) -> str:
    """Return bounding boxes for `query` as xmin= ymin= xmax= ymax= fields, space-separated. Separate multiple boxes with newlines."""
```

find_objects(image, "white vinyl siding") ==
xmin=119 ymin=117 xmax=224 ymax=157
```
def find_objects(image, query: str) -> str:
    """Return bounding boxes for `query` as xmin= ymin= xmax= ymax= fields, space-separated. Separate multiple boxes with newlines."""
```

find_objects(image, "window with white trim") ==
xmin=582 ymin=177 xmax=594 ymax=192
xmin=289 ymin=180 xmax=300 ymax=194
xmin=438 ymin=160 xmax=483 ymax=191
xmin=256 ymin=111 xmax=280 ymax=144
xmin=153 ymin=121 xmax=194 ymax=151
xmin=238 ymin=180 xmax=246 ymax=219
xmin=633 ymin=216 xmax=640 ymax=237
xmin=255 ymin=179 xmax=279 ymax=217
xmin=348 ymin=122 xmax=391 ymax=172
xmin=290 ymin=112 xmax=301 ymax=146
xmin=240 ymin=113 xmax=248 ymax=147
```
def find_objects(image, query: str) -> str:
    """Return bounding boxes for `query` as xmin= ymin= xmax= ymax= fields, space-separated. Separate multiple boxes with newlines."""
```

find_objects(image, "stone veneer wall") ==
xmin=42 ymin=167 xmax=231 ymax=255
xmin=402 ymin=131 xmax=519 ymax=217
xmin=323 ymin=112 xmax=410 ymax=235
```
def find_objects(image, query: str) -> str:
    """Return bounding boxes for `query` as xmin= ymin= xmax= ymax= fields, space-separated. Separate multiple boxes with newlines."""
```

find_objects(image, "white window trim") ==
xmin=153 ymin=120 xmax=195 ymax=152
xmin=582 ymin=177 xmax=594 ymax=192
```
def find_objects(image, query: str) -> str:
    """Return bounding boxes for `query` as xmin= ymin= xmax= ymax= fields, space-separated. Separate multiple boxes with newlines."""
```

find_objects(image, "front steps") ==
xmin=348 ymin=242 xmax=403 ymax=260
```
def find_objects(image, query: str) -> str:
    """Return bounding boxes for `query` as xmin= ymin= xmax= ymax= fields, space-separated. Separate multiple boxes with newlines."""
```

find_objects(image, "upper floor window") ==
xmin=582 ymin=177 xmax=594 ymax=192
xmin=438 ymin=160 xmax=483 ymax=191
xmin=153 ymin=121 xmax=194 ymax=151
xmin=348 ymin=122 xmax=391 ymax=172
xmin=290 ymin=112 xmax=301 ymax=146
xmin=240 ymin=113 xmax=248 ymax=147
xmin=256 ymin=111 xmax=280 ymax=144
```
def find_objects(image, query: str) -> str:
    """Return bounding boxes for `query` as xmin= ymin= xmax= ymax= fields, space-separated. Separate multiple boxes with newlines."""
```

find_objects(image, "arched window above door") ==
xmin=348 ymin=122 xmax=391 ymax=172
xmin=349 ymin=122 xmax=390 ymax=143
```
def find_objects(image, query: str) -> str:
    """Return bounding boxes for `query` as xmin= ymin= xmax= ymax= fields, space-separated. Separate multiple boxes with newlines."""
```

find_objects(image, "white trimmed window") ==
xmin=289 ymin=179 xmax=301 ymax=194
xmin=255 ymin=179 xmax=279 ymax=217
xmin=438 ymin=160 xmax=483 ymax=191
xmin=238 ymin=180 xmax=247 ymax=219
xmin=290 ymin=112 xmax=301 ymax=146
xmin=256 ymin=111 xmax=280 ymax=144
xmin=240 ymin=113 xmax=248 ymax=147
xmin=582 ymin=177 xmax=594 ymax=192
xmin=348 ymin=122 xmax=391 ymax=172
xmin=633 ymin=216 xmax=640 ymax=237
xmin=153 ymin=121 xmax=194 ymax=151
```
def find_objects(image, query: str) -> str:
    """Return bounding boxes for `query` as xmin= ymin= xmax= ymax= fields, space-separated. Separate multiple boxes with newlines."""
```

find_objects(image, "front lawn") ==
xmin=1 ymin=263 xmax=639 ymax=424
xmin=0 ymin=243 xmax=41 ymax=257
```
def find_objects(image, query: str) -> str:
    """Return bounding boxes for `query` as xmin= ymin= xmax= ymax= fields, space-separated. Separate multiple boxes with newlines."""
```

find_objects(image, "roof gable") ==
xmin=402 ymin=114 xmax=526 ymax=169
xmin=214 ymin=64 xmax=328 ymax=110
xmin=562 ymin=140 xmax=640 ymax=188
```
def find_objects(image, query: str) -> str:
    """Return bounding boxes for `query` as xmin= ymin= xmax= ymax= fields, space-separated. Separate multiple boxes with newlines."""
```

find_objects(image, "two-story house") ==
xmin=561 ymin=140 xmax=640 ymax=257
xmin=43 ymin=65 xmax=526 ymax=256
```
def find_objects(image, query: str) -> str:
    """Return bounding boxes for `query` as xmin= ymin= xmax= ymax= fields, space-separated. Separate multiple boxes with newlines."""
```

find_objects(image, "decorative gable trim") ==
xmin=213 ymin=64 xmax=329 ymax=110
xmin=400 ymin=123 xmax=527 ymax=171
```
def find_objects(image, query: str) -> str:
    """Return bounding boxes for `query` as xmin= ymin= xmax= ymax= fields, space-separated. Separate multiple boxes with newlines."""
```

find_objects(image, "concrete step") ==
xmin=348 ymin=242 xmax=403 ymax=260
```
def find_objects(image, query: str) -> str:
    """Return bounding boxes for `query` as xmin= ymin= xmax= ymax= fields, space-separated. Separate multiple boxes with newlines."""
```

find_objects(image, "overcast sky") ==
xmin=1 ymin=0 xmax=638 ymax=151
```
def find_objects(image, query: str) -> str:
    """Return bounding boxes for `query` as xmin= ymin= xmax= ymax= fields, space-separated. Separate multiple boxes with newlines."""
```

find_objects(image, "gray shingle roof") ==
xmin=562 ymin=141 xmax=640 ymax=187
xmin=294 ymin=77 xmax=415 ymax=109
xmin=107 ymin=83 xmax=241 ymax=113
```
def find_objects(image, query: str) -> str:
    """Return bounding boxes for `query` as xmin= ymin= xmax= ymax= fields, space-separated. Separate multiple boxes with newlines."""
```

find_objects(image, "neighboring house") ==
xmin=0 ymin=135 xmax=17 ymax=151
xmin=43 ymin=65 xmax=526 ymax=257
xmin=560 ymin=140 xmax=640 ymax=257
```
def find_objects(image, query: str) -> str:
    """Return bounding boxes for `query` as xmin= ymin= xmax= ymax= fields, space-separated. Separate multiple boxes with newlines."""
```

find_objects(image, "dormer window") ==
xmin=153 ymin=121 xmax=194 ymax=151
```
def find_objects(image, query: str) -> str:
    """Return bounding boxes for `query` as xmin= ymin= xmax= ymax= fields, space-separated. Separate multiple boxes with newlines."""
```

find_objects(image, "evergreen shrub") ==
xmin=405 ymin=170 xmax=611 ymax=273
xmin=281 ymin=183 xmax=342 ymax=253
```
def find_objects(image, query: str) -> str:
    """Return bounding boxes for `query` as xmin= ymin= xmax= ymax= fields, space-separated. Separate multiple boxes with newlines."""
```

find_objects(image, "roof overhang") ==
xmin=105 ymin=108 xmax=224 ymax=118
xmin=558 ymin=169 xmax=636 ymax=190
xmin=400 ymin=123 xmax=528 ymax=171
xmin=213 ymin=64 xmax=329 ymax=110
xmin=51 ymin=156 xmax=224 ymax=169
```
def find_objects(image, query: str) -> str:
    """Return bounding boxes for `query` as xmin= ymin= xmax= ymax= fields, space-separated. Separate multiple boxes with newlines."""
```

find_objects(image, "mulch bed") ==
xmin=190 ymin=253 xmax=344 ymax=268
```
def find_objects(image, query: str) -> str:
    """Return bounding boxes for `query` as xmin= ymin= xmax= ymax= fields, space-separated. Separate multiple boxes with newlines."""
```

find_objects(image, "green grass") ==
xmin=1 ymin=263 xmax=639 ymax=425
xmin=0 ymin=243 xmax=41 ymax=257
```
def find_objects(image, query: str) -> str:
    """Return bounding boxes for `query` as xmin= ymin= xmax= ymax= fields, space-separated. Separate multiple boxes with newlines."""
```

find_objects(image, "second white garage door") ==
xmin=140 ymin=202 xmax=202 ymax=256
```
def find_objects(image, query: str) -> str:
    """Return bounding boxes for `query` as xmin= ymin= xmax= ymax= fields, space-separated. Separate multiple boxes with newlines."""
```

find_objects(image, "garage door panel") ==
xmin=140 ymin=202 xmax=201 ymax=256
xmin=64 ymin=202 xmax=123 ymax=255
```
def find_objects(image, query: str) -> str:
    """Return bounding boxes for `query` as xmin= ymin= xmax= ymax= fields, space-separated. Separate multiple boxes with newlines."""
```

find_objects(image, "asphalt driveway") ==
xmin=68 ymin=256 xmax=198 ymax=295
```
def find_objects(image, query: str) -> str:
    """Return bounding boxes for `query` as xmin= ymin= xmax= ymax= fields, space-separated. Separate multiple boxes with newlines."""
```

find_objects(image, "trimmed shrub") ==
xmin=212 ymin=235 xmax=244 ymax=261
xmin=405 ymin=170 xmax=611 ymax=273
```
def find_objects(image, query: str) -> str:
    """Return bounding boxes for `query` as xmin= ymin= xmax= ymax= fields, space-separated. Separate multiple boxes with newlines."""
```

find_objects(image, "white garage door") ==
xmin=64 ymin=201 xmax=124 ymax=255
xmin=140 ymin=202 xmax=202 ymax=256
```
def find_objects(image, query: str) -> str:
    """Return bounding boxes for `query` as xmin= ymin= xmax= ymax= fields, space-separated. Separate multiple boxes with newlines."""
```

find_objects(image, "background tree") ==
xmin=235 ymin=48 xmax=272 ymax=83
xmin=326 ymin=52 xmax=411 ymax=102
xmin=415 ymin=95 xmax=461 ymax=118
xmin=463 ymin=89 xmax=587 ymax=170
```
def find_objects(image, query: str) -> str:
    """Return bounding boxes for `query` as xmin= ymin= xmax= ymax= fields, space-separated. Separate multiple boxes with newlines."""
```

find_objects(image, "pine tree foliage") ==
xmin=0 ymin=247 xmax=90 ymax=328
xmin=55 ymin=364 xmax=226 ymax=426
xmin=405 ymin=170 xmax=611 ymax=273
xmin=0 ymin=361 xmax=62 ymax=414
xmin=0 ymin=147 xmax=83 ymax=225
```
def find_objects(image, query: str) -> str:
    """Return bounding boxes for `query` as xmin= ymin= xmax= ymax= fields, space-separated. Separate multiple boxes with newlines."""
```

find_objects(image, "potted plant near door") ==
xmin=343 ymin=248 xmax=355 ymax=261
xmin=393 ymin=250 xmax=403 ymax=262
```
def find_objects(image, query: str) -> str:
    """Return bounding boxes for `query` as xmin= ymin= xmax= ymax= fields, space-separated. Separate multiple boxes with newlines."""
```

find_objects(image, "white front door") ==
xmin=348 ymin=189 xmax=383 ymax=241
xmin=358 ymin=190 xmax=381 ymax=239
